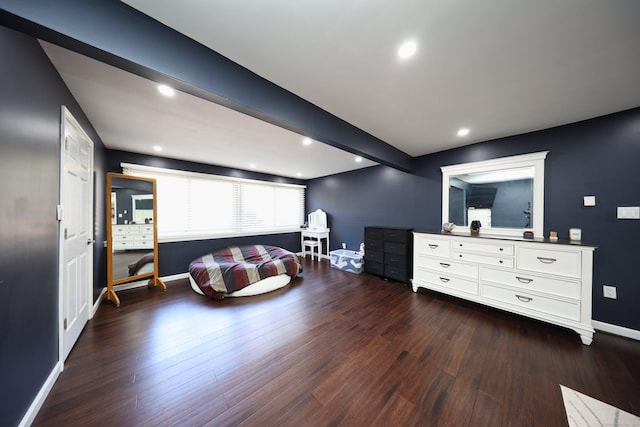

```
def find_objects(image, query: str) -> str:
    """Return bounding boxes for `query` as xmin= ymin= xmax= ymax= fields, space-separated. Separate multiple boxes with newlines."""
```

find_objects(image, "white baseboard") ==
xmin=593 ymin=321 xmax=640 ymax=341
xmin=91 ymin=288 xmax=107 ymax=318
xmin=19 ymin=361 xmax=61 ymax=427
xmin=101 ymin=273 xmax=189 ymax=298
xmin=162 ymin=272 xmax=190 ymax=282
xmin=297 ymin=251 xmax=329 ymax=261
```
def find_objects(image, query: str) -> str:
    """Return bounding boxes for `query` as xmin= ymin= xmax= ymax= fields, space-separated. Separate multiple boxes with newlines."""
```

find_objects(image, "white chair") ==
xmin=302 ymin=238 xmax=320 ymax=261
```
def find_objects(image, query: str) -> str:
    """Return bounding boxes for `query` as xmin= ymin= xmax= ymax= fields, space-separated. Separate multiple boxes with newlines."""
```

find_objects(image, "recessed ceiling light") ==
xmin=153 ymin=145 xmax=163 ymax=152
xmin=302 ymin=137 xmax=312 ymax=146
xmin=249 ymin=163 xmax=256 ymax=169
xmin=157 ymin=84 xmax=175 ymax=97
xmin=457 ymin=128 xmax=470 ymax=137
xmin=355 ymin=156 xmax=363 ymax=163
xmin=398 ymin=40 xmax=417 ymax=59
xmin=296 ymin=172 xmax=302 ymax=177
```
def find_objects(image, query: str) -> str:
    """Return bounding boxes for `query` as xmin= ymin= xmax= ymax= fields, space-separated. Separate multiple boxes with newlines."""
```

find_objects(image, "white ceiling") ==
xmin=45 ymin=1 xmax=640 ymax=178
xmin=40 ymin=42 xmax=377 ymax=179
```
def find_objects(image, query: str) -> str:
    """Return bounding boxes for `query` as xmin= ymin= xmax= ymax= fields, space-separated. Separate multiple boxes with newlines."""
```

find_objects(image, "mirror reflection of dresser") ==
xmin=112 ymin=224 xmax=153 ymax=250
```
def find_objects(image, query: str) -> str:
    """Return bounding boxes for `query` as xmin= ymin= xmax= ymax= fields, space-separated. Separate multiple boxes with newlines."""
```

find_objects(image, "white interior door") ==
xmin=60 ymin=106 xmax=94 ymax=362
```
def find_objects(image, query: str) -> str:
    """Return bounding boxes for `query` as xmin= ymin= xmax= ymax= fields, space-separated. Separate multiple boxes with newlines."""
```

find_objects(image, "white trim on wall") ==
xmin=18 ymin=362 xmax=61 ymax=427
xmin=92 ymin=288 xmax=107 ymax=318
xmin=592 ymin=320 xmax=640 ymax=342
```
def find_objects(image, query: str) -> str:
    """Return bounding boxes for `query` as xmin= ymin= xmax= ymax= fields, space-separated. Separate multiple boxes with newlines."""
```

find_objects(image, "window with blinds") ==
xmin=122 ymin=163 xmax=305 ymax=242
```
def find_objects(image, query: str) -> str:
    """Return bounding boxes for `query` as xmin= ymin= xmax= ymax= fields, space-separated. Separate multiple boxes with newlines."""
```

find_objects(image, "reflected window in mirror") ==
xmin=132 ymin=194 xmax=153 ymax=224
xmin=441 ymin=151 xmax=548 ymax=238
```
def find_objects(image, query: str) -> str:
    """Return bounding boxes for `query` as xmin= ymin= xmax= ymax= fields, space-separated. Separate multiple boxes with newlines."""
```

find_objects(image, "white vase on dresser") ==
xmin=412 ymin=231 xmax=596 ymax=345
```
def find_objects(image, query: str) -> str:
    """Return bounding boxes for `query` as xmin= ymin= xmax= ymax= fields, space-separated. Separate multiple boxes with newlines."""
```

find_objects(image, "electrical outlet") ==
xmin=603 ymin=285 xmax=617 ymax=299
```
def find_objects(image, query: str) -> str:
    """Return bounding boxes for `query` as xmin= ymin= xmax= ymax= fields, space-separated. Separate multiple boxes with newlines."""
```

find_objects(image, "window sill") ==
xmin=158 ymin=227 xmax=304 ymax=244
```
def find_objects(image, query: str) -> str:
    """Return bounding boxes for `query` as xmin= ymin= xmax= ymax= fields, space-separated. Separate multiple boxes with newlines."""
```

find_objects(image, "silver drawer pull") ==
xmin=537 ymin=256 xmax=557 ymax=264
xmin=428 ymin=244 xmax=439 ymax=249
xmin=516 ymin=276 xmax=533 ymax=284
xmin=516 ymin=294 xmax=533 ymax=303
xmin=439 ymin=262 xmax=450 ymax=268
xmin=439 ymin=277 xmax=450 ymax=283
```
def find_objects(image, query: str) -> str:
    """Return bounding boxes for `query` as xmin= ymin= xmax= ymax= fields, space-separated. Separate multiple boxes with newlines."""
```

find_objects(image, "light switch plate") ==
xmin=617 ymin=206 xmax=640 ymax=219
xmin=583 ymin=196 xmax=596 ymax=207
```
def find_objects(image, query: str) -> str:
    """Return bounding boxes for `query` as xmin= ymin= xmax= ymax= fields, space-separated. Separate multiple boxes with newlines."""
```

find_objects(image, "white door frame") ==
xmin=58 ymin=106 xmax=95 ymax=369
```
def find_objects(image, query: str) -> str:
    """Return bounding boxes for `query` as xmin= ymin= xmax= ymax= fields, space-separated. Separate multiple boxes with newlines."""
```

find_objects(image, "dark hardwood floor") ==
xmin=34 ymin=258 xmax=640 ymax=426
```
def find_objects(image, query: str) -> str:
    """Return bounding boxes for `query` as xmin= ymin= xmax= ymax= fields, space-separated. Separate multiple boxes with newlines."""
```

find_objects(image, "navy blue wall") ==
xmin=308 ymin=108 xmax=640 ymax=331
xmin=0 ymin=26 xmax=107 ymax=427
xmin=107 ymin=150 xmax=303 ymax=276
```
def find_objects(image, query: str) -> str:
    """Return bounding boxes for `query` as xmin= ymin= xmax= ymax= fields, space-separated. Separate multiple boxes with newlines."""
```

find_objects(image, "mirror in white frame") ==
xmin=441 ymin=151 xmax=548 ymax=238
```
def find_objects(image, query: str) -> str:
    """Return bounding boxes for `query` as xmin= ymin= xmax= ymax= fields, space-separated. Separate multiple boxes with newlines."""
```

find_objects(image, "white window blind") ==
xmin=122 ymin=163 xmax=305 ymax=242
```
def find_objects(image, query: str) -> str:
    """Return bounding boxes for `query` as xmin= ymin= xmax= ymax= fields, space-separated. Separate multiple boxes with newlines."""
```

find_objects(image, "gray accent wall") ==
xmin=0 ymin=26 xmax=106 ymax=427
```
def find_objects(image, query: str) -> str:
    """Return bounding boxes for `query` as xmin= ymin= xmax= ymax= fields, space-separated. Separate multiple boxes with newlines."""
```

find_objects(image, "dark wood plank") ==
xmin=32 ymin=258 xmax=640 ymax=426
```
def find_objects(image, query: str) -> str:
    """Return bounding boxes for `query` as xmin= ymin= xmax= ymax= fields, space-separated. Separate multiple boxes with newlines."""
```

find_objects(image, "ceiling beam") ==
xmin=0 ymin=0 xmax=415 ymax=173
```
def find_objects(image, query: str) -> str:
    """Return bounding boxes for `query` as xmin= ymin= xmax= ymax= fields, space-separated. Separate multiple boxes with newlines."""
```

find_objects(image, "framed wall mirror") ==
xmin=441 ymin=151 xmax=548 ymax=238
xmin=106 ymin=172 xmax=166 ymax=306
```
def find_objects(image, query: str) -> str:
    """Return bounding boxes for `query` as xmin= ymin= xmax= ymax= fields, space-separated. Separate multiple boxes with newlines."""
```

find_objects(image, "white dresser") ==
xmin=412 ymin=231 xmax=596 ymax=345
xmin=112 ymin=224 xmax=154 ymax=250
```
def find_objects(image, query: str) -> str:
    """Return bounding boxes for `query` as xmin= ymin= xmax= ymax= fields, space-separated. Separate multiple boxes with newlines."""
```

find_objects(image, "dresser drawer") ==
xmin=385 ymin=252 xmax=407 ymax=268
xmin=113 ymin=240 xmax=134 ymax=250
xmin=384 ymin=265 xmax=407 ymax=282
xmin=365 ymin=250 xmax=384 ymax=263
xmin=415 ymin=268 xmax=478 ymax=295
xmin=481 ymin=267 xmax=580 ymax=299
xmin=365 ymin=260 xmax=384 ymax=276
xmin=416 ymin=255 xmax=478 ymax=279
xmin=365 ymin=228 xmax=384 ymax=240
xmin=112 ymin=225 xmax=129 ymax=235
xmin=135 ymin=238 xmax=153 ymax=248
xmin=384 ymin=229 xmax=408 ymax=243
xmin=366 ymin=238 xmax=384 ymax=252
xmin=113 ymin=234 xmax=132 ymax=242
xmin=384 ymin=241 xmax=406 ymax=255
xmin=137 ymin=225 xmax=153 ymax=234
xmin=453 ymin=251 xmax=513 ymax=268
xmin=414 ymin=235 xmax=450 ymax=258
xmin=453 ymin=240 xmax=514 ymax=256
xmin=137 ymin=233 xmax=153 ymax=242
xmin=516 ymin=247 xmax=581 ymax=278
xmin=480 ymin=283 xmax=580 ymax=321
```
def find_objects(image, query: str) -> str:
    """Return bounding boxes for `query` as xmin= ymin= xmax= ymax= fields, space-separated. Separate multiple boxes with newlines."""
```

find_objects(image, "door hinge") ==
xmin=63 ymin=318 xmax=67 ymax=330
xmin=64 ymin=228 xmax=68 ymax=240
